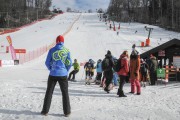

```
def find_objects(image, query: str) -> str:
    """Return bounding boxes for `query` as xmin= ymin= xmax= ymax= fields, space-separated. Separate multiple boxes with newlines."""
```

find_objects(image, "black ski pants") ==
xmin=96 ymin=72 xmax=102 ymax=81
xmin=68 ymin=70 xmax=79 ymax=80
xmin=42 ymin=75 xmax=70 ymax=115
xmin=85 ymin=70 xmax=91 ymax=79
xmin=119 ymin=75 xmax=126 ymax=92
xmin=150 ymin=71 xmax=157 ymax=85
xmin=104 ymin=70 xmax=113 ymax=89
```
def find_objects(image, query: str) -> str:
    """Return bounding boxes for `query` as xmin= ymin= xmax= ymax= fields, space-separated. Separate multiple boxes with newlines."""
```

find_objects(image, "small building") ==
xmin=140 ymin=39 xmax=180 ymax=81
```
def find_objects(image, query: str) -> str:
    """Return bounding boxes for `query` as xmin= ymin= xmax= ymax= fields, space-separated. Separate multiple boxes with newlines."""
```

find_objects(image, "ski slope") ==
xmin=0 ymin=13 xmax=180 ymax=120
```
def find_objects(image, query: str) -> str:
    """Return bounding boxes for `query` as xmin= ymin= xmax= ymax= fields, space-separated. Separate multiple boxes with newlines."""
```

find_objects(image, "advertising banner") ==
xmin=15 ymin=49 xmax=26 ymax=53
xmin=1 ymin=60 xmax=14 ymax=67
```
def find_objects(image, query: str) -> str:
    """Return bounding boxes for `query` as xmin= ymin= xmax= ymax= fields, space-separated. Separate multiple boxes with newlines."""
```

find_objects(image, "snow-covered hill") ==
xmin=0 ymin=13 xmax=180 ymax=120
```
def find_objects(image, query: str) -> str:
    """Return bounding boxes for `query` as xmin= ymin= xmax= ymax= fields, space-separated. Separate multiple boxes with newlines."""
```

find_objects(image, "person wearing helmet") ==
xmin=84 ymin=59 xmax=94 ymax=79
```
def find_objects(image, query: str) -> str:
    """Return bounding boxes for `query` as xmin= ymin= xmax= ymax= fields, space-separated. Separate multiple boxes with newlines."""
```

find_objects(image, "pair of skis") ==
xmin=85 ymin=77 xmax=95 ymax=85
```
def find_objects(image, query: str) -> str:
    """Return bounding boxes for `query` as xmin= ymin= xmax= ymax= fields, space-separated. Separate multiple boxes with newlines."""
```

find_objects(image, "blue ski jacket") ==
xmin=96 ymin=62 xmax=102 ymax=73
xmin=45 ymin=42 xmax=72 ymax=76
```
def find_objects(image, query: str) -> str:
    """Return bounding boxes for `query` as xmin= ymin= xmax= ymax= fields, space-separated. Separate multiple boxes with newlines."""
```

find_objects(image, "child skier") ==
xmin=68 ymin=59 xmax=80 ymax=81
xmin=84 ymin=59 xmax=94 ymax=80
xmin=95 ymin=59 xmax=102 ymax=85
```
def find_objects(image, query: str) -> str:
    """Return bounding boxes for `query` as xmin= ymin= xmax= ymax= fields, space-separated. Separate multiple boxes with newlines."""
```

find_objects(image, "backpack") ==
xmin=113 ymin=58 xmax=122 ymax=72
xmin=140 ymin=63 xmax=147 ymax=73
xmin=102 ymin=58 xmax=110 ymax=71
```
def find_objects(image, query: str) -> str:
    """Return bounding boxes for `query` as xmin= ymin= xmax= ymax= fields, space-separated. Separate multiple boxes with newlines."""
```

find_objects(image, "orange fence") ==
xmin=18 ymin=46 xmax=47 ymax=64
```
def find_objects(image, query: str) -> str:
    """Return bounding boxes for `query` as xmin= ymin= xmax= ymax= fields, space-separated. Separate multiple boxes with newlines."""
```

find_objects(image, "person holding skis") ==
xmin=117 ymin=50 xmax=129 ymax=97
xmin=129 ymin=49 xmax=141 ymax=95
xmin=102 ymin=50 xmax=114 ymax=93
xmin=68 ymin=59 xmax=80 ymax=81
xmin=41 ymin=35 xmax=72 ymax=117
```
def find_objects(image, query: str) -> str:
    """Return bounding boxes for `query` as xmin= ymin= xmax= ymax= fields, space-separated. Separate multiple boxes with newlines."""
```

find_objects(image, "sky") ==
xmin=51 ymin=0 xmax=111 ymax=12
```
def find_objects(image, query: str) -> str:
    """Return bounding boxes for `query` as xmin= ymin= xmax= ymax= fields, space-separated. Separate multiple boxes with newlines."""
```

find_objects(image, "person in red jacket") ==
xmin=117 ymin=50 xmax=129 ymax=97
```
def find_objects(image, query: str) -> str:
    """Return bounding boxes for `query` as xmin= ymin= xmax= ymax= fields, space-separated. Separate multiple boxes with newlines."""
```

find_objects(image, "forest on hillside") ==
xmin=0 ymin=0 xmax=52 ymax=28
xmin=107 ymin=0 xmax=180 ymax=31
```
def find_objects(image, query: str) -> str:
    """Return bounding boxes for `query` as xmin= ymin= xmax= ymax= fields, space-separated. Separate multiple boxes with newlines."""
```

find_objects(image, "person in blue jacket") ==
xmin=41 ymin=35 xmax=72 ymax=117
xmin=95 ymin=59 xmax=102 ymax=84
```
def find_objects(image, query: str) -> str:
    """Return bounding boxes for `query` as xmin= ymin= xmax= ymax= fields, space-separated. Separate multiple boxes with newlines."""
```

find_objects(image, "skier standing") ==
xmin=84 ymin=59 xmax=94 ymax=79
xmin=129 ymin=49 xmax=141 ymax=95
xmin=41 ymin=35 xmax=72 ymax=117
xmin=117 ymin=50 xmax=129 ymax=97
xmin=102 ymin=50 xmax=114 ymax=93
xmin=95 ymin=59 xmax=102 ymax=84
xmin=149 ymin=54 xmax=158 ymax=85
xmin=68 ymin=59 xmax=80 ymax=81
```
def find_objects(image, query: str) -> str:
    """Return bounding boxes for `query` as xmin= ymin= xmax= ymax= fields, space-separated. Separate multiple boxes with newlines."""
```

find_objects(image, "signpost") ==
xmin=157 ymin=68 xmax=165 ymax=78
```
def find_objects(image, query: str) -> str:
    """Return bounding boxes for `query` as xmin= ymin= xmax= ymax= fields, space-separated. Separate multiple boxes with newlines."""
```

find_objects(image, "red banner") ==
xmin=15 ymin=49 xmax=26 ymax=53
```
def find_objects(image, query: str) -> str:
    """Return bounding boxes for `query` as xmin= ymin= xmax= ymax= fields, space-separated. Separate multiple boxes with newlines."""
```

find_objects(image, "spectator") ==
xmin=41 ymin=35 xmax=72 ymax=117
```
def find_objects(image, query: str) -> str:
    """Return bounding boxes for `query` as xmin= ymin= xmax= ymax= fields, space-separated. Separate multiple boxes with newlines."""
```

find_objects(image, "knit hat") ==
xmin=107 ymin=50 xmax=111 ymax=55
xmin=56 ymin=35 xmax=64 ymax=44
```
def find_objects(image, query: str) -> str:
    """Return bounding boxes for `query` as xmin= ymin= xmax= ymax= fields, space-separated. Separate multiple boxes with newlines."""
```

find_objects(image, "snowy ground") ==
xmin=0 ymin=13 xmax=180 ymax=120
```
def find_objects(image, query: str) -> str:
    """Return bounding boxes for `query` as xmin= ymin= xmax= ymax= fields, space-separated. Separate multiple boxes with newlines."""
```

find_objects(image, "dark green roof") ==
xmin=140 ymin=39 xmax=180 ymax=58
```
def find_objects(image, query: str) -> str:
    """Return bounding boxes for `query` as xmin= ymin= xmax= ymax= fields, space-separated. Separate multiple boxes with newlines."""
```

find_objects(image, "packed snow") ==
xmin=0 ymin=13 xmax=180 ymax=120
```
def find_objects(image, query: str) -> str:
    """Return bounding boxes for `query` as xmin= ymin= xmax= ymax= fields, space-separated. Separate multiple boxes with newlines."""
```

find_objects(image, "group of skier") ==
xmin=82 ymin=48 xmax=158 ymax=97
xmin=41 ymin=35 xmax=158 ymax=117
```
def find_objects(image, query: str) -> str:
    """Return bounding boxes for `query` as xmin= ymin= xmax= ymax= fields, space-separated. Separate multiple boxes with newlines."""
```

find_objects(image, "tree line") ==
xmin=107 ymin=0 xmax=180 ymax=31
xmin=0 ymin=0 xmax=52 ymax=28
